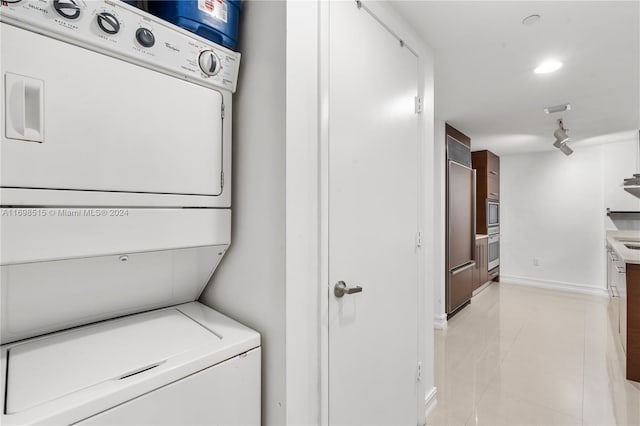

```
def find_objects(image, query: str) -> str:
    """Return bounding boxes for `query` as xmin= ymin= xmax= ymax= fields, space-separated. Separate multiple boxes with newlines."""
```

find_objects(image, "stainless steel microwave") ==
xmin=488 ymin=201 xmax=499 ymax=227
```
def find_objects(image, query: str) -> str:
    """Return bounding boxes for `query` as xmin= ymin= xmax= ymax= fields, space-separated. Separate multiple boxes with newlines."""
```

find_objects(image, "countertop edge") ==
xmin=607 ymin=230 xmax=640 ymax=265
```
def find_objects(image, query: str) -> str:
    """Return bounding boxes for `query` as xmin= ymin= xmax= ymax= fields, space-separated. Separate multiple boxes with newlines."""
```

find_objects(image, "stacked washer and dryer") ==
xmin=0 ymin=1 xmax=260 ymax=424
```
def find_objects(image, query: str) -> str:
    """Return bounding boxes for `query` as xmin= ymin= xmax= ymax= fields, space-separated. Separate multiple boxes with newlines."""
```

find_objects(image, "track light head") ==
xmin=553 ymin=128 xmax=569 ymax=144
xmin=552 ymin=119 xmax=573 ymax=155
xmin=558 ymin=143 xmax=574 ymax=156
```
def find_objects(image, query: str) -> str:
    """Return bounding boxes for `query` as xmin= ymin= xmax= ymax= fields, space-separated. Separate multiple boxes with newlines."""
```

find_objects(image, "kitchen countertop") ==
xmin=607 ymin=230 xmax=640 ymax=265
xmin=476 ymin=234 xmax=488 ymax=240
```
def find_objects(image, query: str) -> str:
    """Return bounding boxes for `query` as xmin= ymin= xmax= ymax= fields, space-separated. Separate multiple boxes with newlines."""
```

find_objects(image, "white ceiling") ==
xmin=392 ymin=1 xmax=640 ymax=156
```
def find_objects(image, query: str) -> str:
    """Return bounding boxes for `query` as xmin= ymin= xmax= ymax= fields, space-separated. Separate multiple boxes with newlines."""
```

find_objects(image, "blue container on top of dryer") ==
xmin=145 ymin=0 xmax=241 ymax=50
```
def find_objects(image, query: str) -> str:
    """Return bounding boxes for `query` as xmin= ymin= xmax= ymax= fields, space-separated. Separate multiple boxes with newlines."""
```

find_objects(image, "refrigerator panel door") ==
xmin=448 ymin=161 xmax=475 ymax=269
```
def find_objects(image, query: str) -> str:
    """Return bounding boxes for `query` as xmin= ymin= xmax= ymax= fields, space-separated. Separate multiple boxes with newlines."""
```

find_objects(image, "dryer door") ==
xmin=1 ymin=24 xmax=225 ymax=201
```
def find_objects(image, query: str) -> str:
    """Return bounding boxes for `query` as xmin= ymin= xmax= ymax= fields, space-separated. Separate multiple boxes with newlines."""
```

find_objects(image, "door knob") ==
xmin=334 ymin=281 xmax=363 ymax=298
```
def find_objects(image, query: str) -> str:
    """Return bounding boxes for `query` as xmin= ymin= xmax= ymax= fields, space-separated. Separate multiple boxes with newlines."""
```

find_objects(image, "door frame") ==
xmin=285 ymin=1 xmax=436 ymax=424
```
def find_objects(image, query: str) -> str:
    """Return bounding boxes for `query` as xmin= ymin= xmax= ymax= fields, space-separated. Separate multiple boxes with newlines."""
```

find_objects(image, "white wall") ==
xmin=285 ymin=1 xmax=321 ymax=424
xmin=433 ymin=118 xmax=447 ymax=327
xmin=500 ymin=139 xmax=639 ymax=294
xmin=199 ymin=2 xmax=286 ymax=425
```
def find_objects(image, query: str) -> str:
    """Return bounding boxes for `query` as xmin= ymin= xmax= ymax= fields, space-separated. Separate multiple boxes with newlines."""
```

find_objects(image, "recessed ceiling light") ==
xmin=534 ymin=60 xmax=563 ymax=74
xmin=522 ymin=14 xmax=541 ymax=25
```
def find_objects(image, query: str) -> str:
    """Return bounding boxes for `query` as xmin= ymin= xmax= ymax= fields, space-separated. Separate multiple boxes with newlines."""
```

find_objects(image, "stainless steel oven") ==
xmin=488 ymin=226 xmax=500 ymax=270
xmin=488 ymin=201 xmax=499 ymax=227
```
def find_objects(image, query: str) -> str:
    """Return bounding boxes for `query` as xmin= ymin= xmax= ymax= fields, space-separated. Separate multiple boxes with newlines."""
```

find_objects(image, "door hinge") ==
xmin=221 ymin=103 xmax=225 ymax=119
xmin=417 ymin=362 xmax=422 ymax=382
xmin=414 ymin=96 xmax=423 ymax=114
xmin=416 ymin=231 xmax=423 ymax=248
xmin=221 ymin=172 xmax=224 ymax=188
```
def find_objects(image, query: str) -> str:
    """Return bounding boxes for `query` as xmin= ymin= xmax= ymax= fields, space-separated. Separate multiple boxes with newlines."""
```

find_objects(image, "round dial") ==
xmin=198 ymin=51 xmax=219 ymax=76
xmin=135 ymin=27 xmax=155 ymax=48
xmin=97 ymin=12 xmax=120 ymax=35
xmin=53 ymin=0 xmax=81 ymax=20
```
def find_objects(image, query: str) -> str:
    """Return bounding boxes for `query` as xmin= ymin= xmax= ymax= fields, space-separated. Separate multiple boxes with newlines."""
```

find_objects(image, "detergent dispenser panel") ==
xmin=0 ymin=0 xmax=240 ymax=92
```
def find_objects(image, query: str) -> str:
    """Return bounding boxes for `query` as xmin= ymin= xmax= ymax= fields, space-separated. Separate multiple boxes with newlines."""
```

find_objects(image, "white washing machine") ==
xmin=0 ymin=1 xmax=260 ymax=424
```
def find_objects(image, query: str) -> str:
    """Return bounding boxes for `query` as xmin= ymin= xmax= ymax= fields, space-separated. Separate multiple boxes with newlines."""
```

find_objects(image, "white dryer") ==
xmin=0 ymin=1 xmax=259 ymax=424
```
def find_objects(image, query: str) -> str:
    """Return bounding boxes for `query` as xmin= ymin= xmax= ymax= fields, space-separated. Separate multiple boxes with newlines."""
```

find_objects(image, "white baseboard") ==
xmin=424 ymin=386 xmax=437 ymax=417
xmin=433 ymin=313 xmax=447 ymax=329
xmin=500 ymin=275 xmax=609 ymax=298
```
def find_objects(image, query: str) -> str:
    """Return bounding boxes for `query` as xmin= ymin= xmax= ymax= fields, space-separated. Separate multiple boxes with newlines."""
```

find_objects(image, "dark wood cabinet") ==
xmin=472 ymin=237 xmax=489 ymax=292
xmin=480 ymin=238 xmax=489 ymax=285
xmin=486 ymin=151 xmax=500 ymax=199
xmin=472 ymin=150 xmax=500 ymax=235
xmin=488 ymin=175 xmax=500 ymax=201
xmin=626 ymin=263 xmax=640 ymax=381
xmin=449 ymin=263 xmax=474 ymax=313
xmin=472 ymin=241 xmax=481 ymax=290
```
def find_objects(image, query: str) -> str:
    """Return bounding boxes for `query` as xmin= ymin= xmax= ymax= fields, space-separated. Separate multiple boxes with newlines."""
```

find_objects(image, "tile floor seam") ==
xmin=464 ymin=363 xmax=502 ymax=425
xmin=484 ymin=389 xmax=584 ymax=425
xmin=467 ymin=318 xmax=525 ymax=418
xmin=471 ymin=366 xmax=583 ymax=420
xmin=455 ymin=288 xmax=531 ymax=426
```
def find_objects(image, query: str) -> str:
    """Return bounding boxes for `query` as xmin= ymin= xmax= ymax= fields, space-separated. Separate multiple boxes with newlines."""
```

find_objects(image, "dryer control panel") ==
xmin=0 ymin=0 xmax=240 ymax=92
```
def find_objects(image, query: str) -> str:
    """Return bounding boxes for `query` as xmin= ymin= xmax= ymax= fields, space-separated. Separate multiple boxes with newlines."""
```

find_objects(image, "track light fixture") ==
xmin=544 ymin=103 xmax=571 ymax=114
xmin=553 ymin=119 xmax=573 ymax=156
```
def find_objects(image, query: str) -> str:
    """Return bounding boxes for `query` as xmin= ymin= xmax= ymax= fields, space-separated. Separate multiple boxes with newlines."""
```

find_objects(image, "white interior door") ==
xmin=328 ymin=2 xmax=420 ymax=425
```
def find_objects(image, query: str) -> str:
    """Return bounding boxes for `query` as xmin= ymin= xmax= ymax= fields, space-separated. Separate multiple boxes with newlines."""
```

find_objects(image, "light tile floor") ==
xmin=427 ymin=282 xmax=640 ymax=426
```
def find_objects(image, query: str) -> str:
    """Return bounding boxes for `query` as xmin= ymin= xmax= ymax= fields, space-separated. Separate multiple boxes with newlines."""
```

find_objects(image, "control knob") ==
xmin=97 ymin=12 xmax=120 ymax=35
xmin=135 ymin=27 xmax=155 ymax=48
xmin=198 ymin=50 xmax=220 ymax=76
xmin=53 ymin=0 xmax=81 ymax=20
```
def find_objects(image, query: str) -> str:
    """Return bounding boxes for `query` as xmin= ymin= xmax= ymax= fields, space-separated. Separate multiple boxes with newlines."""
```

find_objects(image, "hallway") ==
xmin=428 ymin=283 xmax=640 ymax=425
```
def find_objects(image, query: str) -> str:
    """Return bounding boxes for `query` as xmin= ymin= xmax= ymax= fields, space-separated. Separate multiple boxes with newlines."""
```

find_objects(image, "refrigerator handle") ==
xmin=472 ymin=169 xmax=477 ymax=261
xmin=451 ymin=261 xmax=476 ymax=275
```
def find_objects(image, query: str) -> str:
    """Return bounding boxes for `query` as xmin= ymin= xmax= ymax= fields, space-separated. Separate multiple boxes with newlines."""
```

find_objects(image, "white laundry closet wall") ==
xmin=199 ymin=1 xmax=287 ymax=425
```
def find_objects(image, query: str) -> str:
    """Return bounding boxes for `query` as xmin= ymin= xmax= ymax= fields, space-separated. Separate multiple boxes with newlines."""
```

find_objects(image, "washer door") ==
xmin=1 ymin=24 xmax=224 ymax=198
